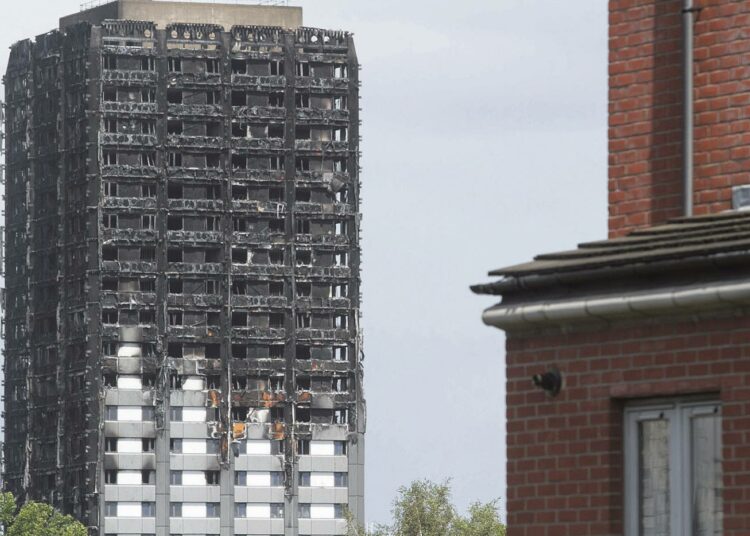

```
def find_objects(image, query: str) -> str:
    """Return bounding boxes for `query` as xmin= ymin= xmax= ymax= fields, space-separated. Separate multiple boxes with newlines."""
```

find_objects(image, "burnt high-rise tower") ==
xmin=2 ymin=2 xmax=364 ymax=535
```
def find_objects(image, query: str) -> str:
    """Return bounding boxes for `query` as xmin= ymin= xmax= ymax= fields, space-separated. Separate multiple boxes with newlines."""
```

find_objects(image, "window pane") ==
xmin=640 ymin=419 xmax=670 ymax=536
xmin=691 ymin=414 xmax=722 ymax=536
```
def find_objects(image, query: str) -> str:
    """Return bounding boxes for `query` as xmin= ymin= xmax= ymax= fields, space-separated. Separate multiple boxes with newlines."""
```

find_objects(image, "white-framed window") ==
xmin=624 ymin=399 xmax=722 ymax=536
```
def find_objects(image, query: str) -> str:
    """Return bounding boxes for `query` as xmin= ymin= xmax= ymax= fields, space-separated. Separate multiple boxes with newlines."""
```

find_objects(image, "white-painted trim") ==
xmin=482 ymin=280 xmax=750 ymax=330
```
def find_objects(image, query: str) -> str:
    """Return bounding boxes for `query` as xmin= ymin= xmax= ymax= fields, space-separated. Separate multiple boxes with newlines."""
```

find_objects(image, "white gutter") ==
xmin=482 ymin=280 xmax=750 ymax=330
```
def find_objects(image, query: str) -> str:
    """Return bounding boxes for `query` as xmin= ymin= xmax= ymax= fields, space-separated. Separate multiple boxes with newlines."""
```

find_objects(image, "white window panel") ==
xmin=310 ymin=441 xmax=334 ymax=456
xmin=247 ymin=504 xmax=270 ymax=519
xmin=117 ymin=502 xmax=141 ymax=517
xmin=117 ymin=406 xmax=143 ymax=421
xmin=310 ymin=473 xmax=335 ymax=488
xmin=310 ymin=504 xmax=335 ymax=519
xmin=117 ymin=471 xmax=142 ymax=485
xmin=182 ymin=376 xmax=204 ymax=391
xmin=182 ymin=503 xmax=207 ymax=518
xmin=183 ymin=471 xmax=207 ymax=486
xmin=117 ymin=342 xmax=142 ymax=357
xmin=246 ymin=440 xmax=271 ymax=455
xmin=117 ymin=375 xmax=142 ymax=390
xmin=117 ymin=439 xmax=142 ymax=454
xmin=182 ymin=439 xmax=207 ymax=454
xmin=183 ymin=407 xmax=207 ymax=422
xmin=625 ymin=400 xmax=722 ymax=536
xmin=247 ymin=472 xmax=271 ymax=487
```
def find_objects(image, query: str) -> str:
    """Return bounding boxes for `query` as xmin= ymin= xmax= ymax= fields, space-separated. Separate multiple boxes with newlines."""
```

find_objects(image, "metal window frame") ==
xmin=624 ymin=398 xmax=721 ymax=536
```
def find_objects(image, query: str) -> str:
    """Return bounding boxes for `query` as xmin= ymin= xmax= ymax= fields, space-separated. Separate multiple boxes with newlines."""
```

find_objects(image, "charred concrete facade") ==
xmin=3 ymin=3 xmax=364 ymax=535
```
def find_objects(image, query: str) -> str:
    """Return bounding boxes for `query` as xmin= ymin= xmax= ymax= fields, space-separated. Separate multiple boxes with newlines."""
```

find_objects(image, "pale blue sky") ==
xmin=1 ymin=0 xmax=608 ymax=525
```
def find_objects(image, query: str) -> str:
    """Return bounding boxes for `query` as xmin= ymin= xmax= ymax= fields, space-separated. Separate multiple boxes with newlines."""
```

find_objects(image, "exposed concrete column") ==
xmin=154 ymin=28 xmax=171 ymax=536
xmin=283 ymin=30 xmax=299 ymax=536
xmin=219 ymin=30 xmax=235 ymax=536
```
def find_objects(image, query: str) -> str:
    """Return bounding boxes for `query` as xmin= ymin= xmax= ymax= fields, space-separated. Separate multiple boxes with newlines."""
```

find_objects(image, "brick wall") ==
xmin=505 ymin=314 xmax=750 ymax=535
xmin=608 ymin=0 xmax=750 ymax=238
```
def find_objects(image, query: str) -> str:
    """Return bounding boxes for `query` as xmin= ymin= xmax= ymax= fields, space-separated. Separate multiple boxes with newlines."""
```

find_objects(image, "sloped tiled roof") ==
xmin=473 ymin=211 xmax=750 ymax=294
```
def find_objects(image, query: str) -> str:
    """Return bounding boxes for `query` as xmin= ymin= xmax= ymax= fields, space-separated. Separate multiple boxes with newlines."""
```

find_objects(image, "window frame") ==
xmin=624 ymin=398 xmax=722 ymax=536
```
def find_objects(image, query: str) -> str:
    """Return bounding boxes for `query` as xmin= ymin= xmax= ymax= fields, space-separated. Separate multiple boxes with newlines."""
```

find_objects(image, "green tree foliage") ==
xmin=347 ymin=479 xmax=506 ymax=536
xmin=0 ymin=492 xmax=87 ymax=536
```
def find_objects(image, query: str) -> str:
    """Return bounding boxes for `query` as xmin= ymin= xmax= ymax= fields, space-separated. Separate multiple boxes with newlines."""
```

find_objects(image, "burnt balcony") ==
xmin=102 ymin=324 xmax=158 ymax=339
xmin=230 ymin=74 xmax=285 ymax=89
xmin=166 ymin=134 xmax=225 ymax=149
xmin=295 ymin=77 xmax=349 ymax=91
xmin=167 ymin=199 xmax=225 ymax=211
xmin=295 ymin=359 xmax=352 ymax=374
xmin=167 ymin=325 xmax=222 ymax=338
xmin=296 ymin=297 xmax=351 ymax=310
xmin=230 ymin=295 xmax=288 ymax=308
xmin=166 ymin=167 xmax=225 ymax=181
xmin=294 ymin=234 xmax=349 ymax=247
xmin=232 ymin=106 xmax=286 ymax=121
xmin=102 ymin=101 xmax=159 ymax=115
xmin=232 ymin=232 xmax=287 ymax=246
xmin=294 ymin=140 xmax=349 ymax=153
xmin=231 ymin=264 xmax=291 ymax=277
xmin=101 ymin=260 xmax=158 ymax=273
xmin=295 ymin=108 xmax=349 ymax=124
xmin=294 ymin=266 xmax=351 ymax=278
xmin=101 ymin=229 xmax=157 ymax=242
xmin=166 ymin=230 xmax=223 ymax=243
xmin=230 ymin=169 xmax=285 ymax=183
xmin=100 ymin=132 xmax=158 ymax=147
xmin=294 ymin=202 xmax=356 ymax=217
xmin=231 ymin=137 xmax=285 ymax=151
xmin=167 ymin=293 xmax=224 ymax=308
xmin=102 ymin=70 xmax=158 ymax=84
xmin=294 ymin=391 xmax=353 ymax=407
xmin=230 ymin=326 xmax=286 ymax=339
xmin=230 ymin=200 xmax=286 ymax=214
xmin=101 ymin=164 xmax=159 ymax=179
xmin=295 ymin=328 xmax=353 ymax=342
xmin=294 ymin=171 xmax=351 ymax=186
xmin=101 ymin=45 xmax=158 ymax=56
xmin=167 ymin=72 xmax=222 ymax=86
xmin=102 ymin=197 xmax=158 ymax=210
xmin=167 ymin=103 xmax=223 ymax=117
xmin=101 ymin=291 xmax=158 ymax=308
xmin=167 ymin=262 xmax=224 ymax=274
xmin=296 ymin=52 xmax=350 ymax=63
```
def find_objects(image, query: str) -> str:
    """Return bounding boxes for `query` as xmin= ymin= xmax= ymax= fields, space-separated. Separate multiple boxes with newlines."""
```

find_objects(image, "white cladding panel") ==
xmin=183 ymin=407 xmax=207 ymax=422
xmin=117 ymin=375 xmax=142 ymax=390
xmin=118 ymin=471 xmax=142 ymax=485
xmin=183 ymin=471 xmax=207 ymax=486
xmin=117 ymin=343 xmax=141 ymax=358
xmin=247 ymin=504 xmax=271 ymax=518
xmin=182 ymin=377 xmax=204 ymax=390
xmin=118 ymin=439 xmax=142 ymax=453
xmin=310 ymin=441 xmax=334 ymax=456
xmin=117 ymin=406 xmax=143 ymax=421
xmin=246 ymin=441 xmax=271 ymax=455
xmin=183 ymin=439 xmax=207 ymax=454
xmin=311 ymin=504 xmax=335 ymax=519
xmin=182 ymin=503 xmax=207 ymax=518
xmin=310 ymin=473 xmax=335 ymax=487
xmin=247 ymin=472 xmax=271 ymax=487
xmin=117 ymin=502 xmax=141 ymax=517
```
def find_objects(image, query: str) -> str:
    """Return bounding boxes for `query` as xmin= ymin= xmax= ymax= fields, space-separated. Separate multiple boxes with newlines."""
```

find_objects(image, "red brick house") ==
xmin=473 ymin=1 xmax=750 ymax=535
